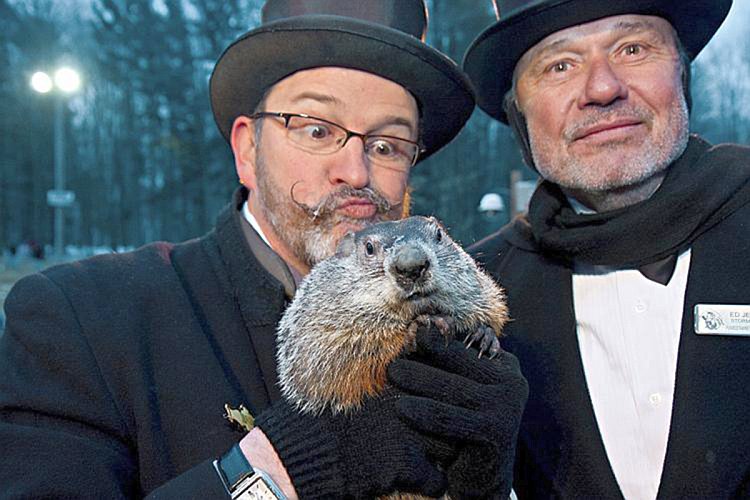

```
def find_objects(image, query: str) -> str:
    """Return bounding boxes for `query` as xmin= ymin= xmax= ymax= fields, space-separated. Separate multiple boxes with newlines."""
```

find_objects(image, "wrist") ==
xmin=240 ymin=429 xmax=298 ymax=500
xmin=255 ymin=401 xmax=346 ymax=498
xmin=214 ymin=443 xmax=288 ymax=499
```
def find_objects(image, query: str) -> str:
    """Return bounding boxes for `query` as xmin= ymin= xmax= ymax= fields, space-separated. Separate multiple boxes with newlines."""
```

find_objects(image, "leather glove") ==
xmin=255 ymin=386 xmax=454 ymax=499
xmin=387 ymin=327 xmax=529 ymax=499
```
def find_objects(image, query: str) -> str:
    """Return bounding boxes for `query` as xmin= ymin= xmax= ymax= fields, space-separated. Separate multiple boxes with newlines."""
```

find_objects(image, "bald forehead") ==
xmin=515 ymin=14 xmax=679 ymax=76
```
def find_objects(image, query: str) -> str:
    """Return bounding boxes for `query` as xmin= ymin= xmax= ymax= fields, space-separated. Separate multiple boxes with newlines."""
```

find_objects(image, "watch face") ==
xmin=246 ymin=480 xmax=277 ymax=500
xmin=234 ymin=476 xmax=279 ymax=500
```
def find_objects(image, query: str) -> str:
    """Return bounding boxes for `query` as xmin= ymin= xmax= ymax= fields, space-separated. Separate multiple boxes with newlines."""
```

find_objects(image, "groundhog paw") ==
xmin=416 ymin=314 xmax=456 ymax=336
xmin=464 ymin=325 xmax=501 ymax=359
xmin=409 ymin=315 xmax=457 ymax=346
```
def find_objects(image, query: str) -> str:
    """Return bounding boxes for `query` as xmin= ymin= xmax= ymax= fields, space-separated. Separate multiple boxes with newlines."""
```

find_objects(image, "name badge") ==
xmin=694 ymin=304 xmax=750 ymax=336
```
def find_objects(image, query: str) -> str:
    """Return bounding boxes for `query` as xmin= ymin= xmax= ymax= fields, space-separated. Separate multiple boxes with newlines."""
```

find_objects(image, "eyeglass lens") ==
xmin=283 ymin=115 xmax=419 ymax=169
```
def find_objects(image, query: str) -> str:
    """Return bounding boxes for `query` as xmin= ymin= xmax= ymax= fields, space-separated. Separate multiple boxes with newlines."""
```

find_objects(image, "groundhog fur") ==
xmin=275 ymin=216 xmax=509 ymax=499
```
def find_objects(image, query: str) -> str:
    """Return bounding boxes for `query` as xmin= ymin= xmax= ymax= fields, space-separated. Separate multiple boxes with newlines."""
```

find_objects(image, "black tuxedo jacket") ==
xmin=0 ymin=198 xmax=287 ymax=498
xmin=470 ymin=197 xmax=750 ymax=498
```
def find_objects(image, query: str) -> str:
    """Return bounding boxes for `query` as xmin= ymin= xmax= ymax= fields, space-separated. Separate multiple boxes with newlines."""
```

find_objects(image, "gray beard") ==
xmin=253 ymin=151 xmax=397 ymax=268
xmin=530 ymin=97 xmax=690 ymax=199
xmin=255 ymin=174 xmax=339 ymax=268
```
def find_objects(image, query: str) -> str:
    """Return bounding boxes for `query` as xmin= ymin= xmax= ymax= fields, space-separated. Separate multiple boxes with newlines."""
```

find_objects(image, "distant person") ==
xmin=0 ymin=1 xmax=527 ymax=498
xmin=464 ymin=0 xmax=750 ymax=498
xmin=28 ymin=240 xmax=44 ymax=260
xmin=5 ymin=244 xmax=17 ymax=270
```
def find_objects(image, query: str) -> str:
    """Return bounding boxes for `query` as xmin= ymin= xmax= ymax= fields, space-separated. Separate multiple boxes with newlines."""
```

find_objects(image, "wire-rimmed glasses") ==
xmin=249 ymin=112 xmax=423 ymax=171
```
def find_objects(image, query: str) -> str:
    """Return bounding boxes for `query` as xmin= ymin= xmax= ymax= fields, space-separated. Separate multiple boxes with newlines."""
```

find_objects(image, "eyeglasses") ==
xmin=249 ymin=111 xmax=423 ymax=171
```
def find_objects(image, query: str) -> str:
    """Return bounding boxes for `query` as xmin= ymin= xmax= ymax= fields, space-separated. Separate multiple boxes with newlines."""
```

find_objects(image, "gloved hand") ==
xmin=254 ymin=386 xmax=454 ymax=499
xmin=387 ymin=326 xmax=529 ymax=499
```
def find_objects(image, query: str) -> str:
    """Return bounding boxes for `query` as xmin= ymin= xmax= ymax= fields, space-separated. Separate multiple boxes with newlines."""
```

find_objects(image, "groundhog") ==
xmin=275 ymin=216 xmax=509 ymax=498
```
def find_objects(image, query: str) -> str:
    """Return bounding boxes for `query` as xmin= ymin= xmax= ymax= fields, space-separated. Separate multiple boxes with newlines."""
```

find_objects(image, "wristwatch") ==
xmin=213 ymin=443 xmax=287 ymax=500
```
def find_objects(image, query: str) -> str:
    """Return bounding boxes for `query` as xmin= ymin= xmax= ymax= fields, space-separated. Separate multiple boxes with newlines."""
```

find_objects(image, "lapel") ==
xmin=171 ymin=195 xmax=287 ymax=417
xmin=499 ymin=247 xmax=623 ymax=498
xmin=501 ymin=209 xmax=750 ymax=499
xmin=658 ymin=208 xmax=750 ymax=498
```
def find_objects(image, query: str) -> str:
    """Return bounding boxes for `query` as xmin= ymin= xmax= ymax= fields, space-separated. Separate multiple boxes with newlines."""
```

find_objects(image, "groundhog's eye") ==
xmin=365 ymin=241 xmax=375 ymax=256
xmin=436 ymin=228 xmax=443 ymax=243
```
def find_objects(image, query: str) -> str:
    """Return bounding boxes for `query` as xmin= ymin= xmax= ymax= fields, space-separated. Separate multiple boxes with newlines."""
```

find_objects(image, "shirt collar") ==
xmin=566 ymin=195 xmax=597 ymax=215
xmin=242 ymin=199 xmax=272 ymax=247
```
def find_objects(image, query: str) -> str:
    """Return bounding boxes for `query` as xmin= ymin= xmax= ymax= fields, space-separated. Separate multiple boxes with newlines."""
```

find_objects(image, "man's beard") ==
xmin=254 ymin=153 xmax=403 ymax=268
xmin=530 ymin=96 xmax=690 ymax=193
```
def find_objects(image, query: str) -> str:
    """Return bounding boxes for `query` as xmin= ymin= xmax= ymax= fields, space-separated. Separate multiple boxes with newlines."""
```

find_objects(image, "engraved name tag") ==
xmin=694 ymin=304 xmax=750 ymax=336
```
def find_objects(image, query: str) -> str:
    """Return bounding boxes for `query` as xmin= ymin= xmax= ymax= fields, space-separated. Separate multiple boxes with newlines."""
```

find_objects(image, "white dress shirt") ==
xmin=243 ymin=200 xmax=272 ymax=247
xmin=573 ymin=243 xmax=691 ymax=500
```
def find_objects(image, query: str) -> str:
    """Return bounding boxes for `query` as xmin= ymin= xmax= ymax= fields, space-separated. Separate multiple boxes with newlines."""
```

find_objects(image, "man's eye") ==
xmin=624 ymin=44 xmax=643 ymax=56
xmin=370 ymin=140 xmax=396 ymax=157
xmin=305 ymin=124 xmax=331 ymax=140
xmin=551 ymin=61 xmax=570 ymax=73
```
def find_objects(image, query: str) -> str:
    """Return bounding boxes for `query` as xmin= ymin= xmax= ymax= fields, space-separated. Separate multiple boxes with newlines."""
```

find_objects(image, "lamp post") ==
xmin=30 ymin=67 xmax=81 ymax=258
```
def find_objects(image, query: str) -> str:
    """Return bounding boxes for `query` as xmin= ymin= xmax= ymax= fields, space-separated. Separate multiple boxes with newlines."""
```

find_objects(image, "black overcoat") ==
xmin=0 ymin=194 xmax=287 ymax=498
xmin=470 ymin=149 xmax=750 ymax=499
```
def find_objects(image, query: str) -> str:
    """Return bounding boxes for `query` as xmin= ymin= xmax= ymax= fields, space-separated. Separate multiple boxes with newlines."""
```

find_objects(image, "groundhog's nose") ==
xmin=392 ymin=245 xmax=431 ymax=285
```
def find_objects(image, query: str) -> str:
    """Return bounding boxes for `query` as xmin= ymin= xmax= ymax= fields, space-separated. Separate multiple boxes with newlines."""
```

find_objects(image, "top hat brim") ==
xmin=463 ymin=0 xmax=732 ymax=123
xmin=210 ymin=15 xmax=475 ymax=162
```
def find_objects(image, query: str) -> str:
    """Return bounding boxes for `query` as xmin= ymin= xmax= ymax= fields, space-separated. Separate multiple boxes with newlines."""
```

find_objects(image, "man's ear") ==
xmin=505 ymin=95 xmax=537 ymax=172
xmin=231 ymin=115 xmax=258 ymax=190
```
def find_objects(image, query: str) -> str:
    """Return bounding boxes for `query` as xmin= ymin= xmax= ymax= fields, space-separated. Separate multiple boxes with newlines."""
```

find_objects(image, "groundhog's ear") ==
xmin=334 ymin=232 xmax=356 ymax=258
xmin=423 ymin=215 xmax=444 ymax=232
xmin=425 ymin=215 xmax=440 ymax=227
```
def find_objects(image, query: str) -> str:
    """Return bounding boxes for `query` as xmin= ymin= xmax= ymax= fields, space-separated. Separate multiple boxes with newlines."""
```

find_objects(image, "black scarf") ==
xmin=517 ymin=135 xmax=750 ymax=268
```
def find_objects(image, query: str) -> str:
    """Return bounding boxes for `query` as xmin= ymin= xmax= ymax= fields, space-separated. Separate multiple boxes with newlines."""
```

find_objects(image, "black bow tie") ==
xmin=638 ymin=254 xmax=678 ymax=286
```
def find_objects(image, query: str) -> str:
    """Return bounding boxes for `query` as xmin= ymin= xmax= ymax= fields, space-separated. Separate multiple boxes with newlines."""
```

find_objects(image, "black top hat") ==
xmin=463 ymin=0 xmax=733 ymax=124
xmin=210 ymin=0 xmax=475 ymax=163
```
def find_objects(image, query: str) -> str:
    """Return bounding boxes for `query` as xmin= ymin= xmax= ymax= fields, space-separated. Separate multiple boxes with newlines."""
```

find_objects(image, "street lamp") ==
xmin=54 ymin=67 xmax=81 ymax=93
xmin=478 ymin=192 xmax=506 ymax=217
xmin=30 ymin=66 xmax=81 ymax=258
xmin=30 ymin=72 xmax=53 ymax=93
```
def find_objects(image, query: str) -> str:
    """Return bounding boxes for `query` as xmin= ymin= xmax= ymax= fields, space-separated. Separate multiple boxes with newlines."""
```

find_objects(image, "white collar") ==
xmin=566 ymin=195 xmax=597 ymax=215
xmin=242 ymin=199 xmax=273 ymax=248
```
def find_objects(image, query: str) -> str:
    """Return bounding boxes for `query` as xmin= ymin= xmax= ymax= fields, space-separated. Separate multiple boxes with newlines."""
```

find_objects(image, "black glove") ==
xmin=387 ymin=327 xmax=529 ymax=499
xmin=255 ymin=386 xmax=454 ymax=499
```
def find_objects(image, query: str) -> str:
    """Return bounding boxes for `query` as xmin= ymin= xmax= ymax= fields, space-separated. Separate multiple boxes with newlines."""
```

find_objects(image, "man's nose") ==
xmin=578 ymin=56 xmax=628 ymax=108
xmin=327 ymin=136 xmax=370 ymax=189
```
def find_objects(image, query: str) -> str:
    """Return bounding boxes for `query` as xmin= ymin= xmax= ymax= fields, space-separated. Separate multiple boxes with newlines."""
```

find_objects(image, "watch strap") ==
xmin=214 ymin=443 xmax=287 ymax=499
xmin=218 ymin=443 xmax=253 ymax=490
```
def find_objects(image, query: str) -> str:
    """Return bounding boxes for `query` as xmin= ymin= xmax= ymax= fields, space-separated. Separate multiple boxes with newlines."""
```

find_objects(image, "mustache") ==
xmin=564 ymin=103 xmax=653 ymax=142
xmin=290 ymin=182 xmax=398 ymax=223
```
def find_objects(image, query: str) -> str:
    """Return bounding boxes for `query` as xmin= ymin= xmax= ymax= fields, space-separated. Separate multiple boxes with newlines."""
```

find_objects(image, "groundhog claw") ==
xmin=464 ymin=325 xmax=500 ymax=359
xmin=432 ymin=316 xmax=452 ymax=336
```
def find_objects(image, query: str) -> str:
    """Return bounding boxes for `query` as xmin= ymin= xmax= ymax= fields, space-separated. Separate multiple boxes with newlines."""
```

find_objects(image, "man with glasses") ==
xmin=0 ymin=1 xmax=528 ymax=498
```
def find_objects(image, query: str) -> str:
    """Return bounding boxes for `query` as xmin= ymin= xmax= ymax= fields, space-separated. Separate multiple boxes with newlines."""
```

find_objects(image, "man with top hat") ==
xmin=0 ymin=1 xmax=530 ymax=498
xmin=464 ymin=0 xmax=750 ymax=498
